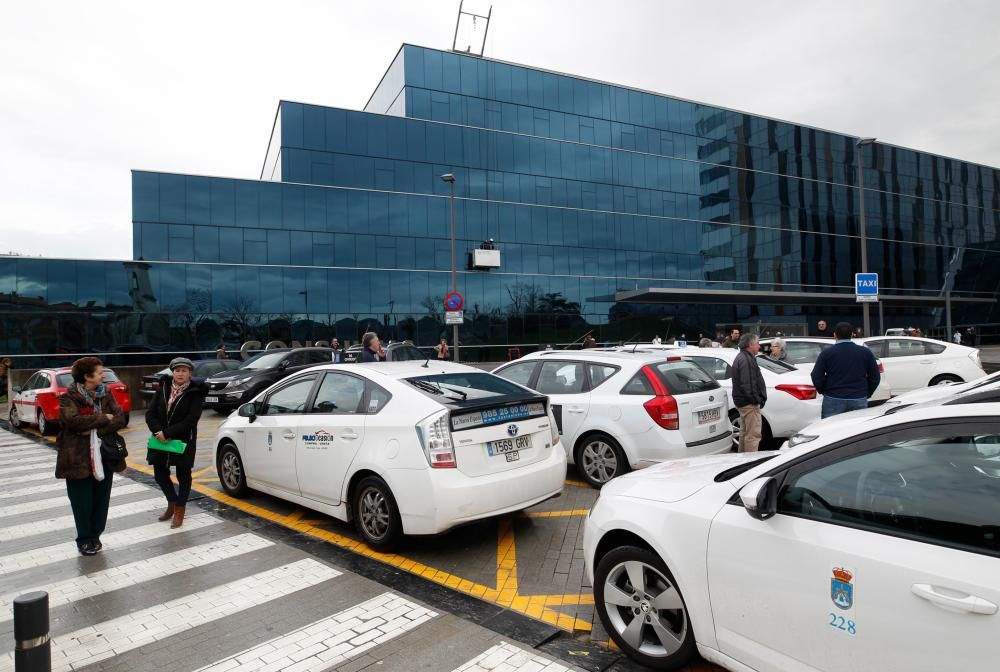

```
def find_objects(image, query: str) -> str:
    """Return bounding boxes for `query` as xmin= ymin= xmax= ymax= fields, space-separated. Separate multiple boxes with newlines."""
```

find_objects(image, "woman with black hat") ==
xmin=145 ymin=357 xmax=207 ymax=528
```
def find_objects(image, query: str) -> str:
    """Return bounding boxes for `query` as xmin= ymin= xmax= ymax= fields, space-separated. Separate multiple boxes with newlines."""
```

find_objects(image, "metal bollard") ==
xmin=14 ymin=591 xmax=50 ymax=672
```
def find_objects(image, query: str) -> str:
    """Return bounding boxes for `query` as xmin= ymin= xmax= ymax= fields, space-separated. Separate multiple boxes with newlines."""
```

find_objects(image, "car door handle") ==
xmin=340 ymin=431 xmax=359 ymax=440
xmin=919 ymin=360 xmax=933 ymax=364
xmin=282 ymin=431 xmax=297 ymax=440
xmin=567 ymin=407 xmax=586 ymax=414
xmin=911 ymin=583 xmax=998 ymax=615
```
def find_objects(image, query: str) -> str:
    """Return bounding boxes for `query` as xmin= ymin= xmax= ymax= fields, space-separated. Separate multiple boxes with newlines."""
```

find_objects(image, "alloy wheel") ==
xmin=581 ymin=440 xmax=619 ymax=484
xmin=220 ymin=451 xmax=243 ymax=491
xmin=602 ymin=560 xmax=688 ymax=658
xmin=358 ymin=487 xmax=391 ymax=541
xmin=37 ymin=412 xmax=47 ymax=435
xmin=9 ymin=405 xmax=20 ymax=428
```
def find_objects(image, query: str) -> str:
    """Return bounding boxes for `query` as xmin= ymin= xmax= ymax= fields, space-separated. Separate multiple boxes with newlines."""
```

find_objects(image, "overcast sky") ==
xmin=2 ymin=0 xmax=998 ymax=260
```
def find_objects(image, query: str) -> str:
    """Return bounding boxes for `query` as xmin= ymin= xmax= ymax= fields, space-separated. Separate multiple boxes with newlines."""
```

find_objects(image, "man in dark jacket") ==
xmin=145 ymin=357 xmax=208 ymax=528
xmin=731 ymin=333 xmax=767 ymax=452
xmin=360 ymin=332 xmax=386 ymax=363
xmin=811 ymin=322 xmax=881 ymax=418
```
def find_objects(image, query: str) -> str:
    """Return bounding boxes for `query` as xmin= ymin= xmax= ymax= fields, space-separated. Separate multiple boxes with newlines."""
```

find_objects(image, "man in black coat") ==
xmin=145 ymin=357 xmax=207 ymax=528
xmin=731 ymin=334 xmax=767 ymax=452
xmin=811 ymin=322 xmax=881 ymax=419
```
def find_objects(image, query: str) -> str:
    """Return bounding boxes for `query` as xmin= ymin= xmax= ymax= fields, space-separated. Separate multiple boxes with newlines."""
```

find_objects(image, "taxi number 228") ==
xmin=828 ymin=613 xmax=857 ymax=635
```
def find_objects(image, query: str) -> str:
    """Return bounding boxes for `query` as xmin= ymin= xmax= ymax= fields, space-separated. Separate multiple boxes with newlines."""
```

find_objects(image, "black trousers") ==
xmin=66 ymin=475 xmax=114 ymax=545
xmin=153 ymin=465 xmax=193 ymax=506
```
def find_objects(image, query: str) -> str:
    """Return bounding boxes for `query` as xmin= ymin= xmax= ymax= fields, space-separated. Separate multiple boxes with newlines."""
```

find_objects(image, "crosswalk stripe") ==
xmin=0 ymin=482 xmax=152 ymax=518
xmin=0 ymin=441 xmax=47 ymax=451
xmin=0 ymin=461 xmax=58 ymax=474
xmin=193 ymin=592 xmax=436 ymax=672
xmin=0 ymin=448 xmax=50 ymax=459
xmin=0 ymin=455 xmax=52 ymax=468
xmin=0 ymin=533 xmax=274 ymax=625
xmin=0 ymin=496 xmax=164 ymax=542
xmin=0 ymin=470 xmax=53 ymax=486
xmin=0 ymin=513 xmax=220 ymax=576
xmin=0 ymin=475 xmax=128 ymax=500
xmin=452 ymin=642 xmax=581 ymax=671
xmin=0 ymin=558 xmax=342 ymax=672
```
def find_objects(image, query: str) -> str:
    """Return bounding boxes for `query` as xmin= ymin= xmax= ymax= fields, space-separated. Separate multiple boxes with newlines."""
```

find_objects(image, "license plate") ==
xmin=697 ymin=407 xmax=721 ymax=425
xmin=487 ymin=435 xmax=532 ymax=456
xmin=143 ymin=382 xmax=154 ymax=389
xmin=206 ymin=396 xmax=219 ymax=404
xmin=505 ymin=451 xmax=520 ymax=462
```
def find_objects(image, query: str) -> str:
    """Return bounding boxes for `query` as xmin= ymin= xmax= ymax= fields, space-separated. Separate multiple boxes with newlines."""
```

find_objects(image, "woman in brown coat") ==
xmin=56 ymin=356 xmax=127 ymax=555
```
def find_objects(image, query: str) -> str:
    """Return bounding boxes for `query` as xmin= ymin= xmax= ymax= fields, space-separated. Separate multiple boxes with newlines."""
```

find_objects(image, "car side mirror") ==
xmin=237 ymin=402 xmax=258 ymax=422
xmin=11 ymin=386 xmax=21 ymax=393
xmin=278 ymin=359 xmax=290 ymax=371
xmin=740 ymin=476 xmax=778 ymax=520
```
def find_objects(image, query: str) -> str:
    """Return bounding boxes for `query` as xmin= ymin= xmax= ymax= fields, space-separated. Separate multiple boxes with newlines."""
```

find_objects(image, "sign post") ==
xmin=855 ymin=273 xmax=879 ymax=304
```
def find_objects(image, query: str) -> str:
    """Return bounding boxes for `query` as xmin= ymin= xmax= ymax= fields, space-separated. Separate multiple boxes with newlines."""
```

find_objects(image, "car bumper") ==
xmin=204 ymin=390 xmax=247 ymax=409
xmin=388 ymin=446 xmax=567 ymax=535
xmin=634 ymin=431 xmax=733 ymax=468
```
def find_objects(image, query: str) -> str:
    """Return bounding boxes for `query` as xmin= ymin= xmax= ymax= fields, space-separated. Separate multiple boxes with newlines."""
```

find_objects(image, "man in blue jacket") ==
xmin=811 ymin=322 xmax=881 ymax=418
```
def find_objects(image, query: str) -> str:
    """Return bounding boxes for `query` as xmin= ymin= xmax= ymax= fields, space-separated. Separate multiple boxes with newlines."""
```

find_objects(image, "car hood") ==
xmin=602 ymin=452 xmax=767 ymax=502
xmin=206 ymin=369 xmax=257 ymax=382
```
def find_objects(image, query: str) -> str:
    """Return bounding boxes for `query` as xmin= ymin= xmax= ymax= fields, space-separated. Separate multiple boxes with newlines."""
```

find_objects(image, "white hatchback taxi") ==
xmin=214 ymin=362 xmax=565 ymax=548
xmin=493 ymin=350 xmax=732 ymax=488
xmin=859 ymin=335 xmax=984 ymax=394
xmin=584 ymin=402 xmax=1000 ymax=671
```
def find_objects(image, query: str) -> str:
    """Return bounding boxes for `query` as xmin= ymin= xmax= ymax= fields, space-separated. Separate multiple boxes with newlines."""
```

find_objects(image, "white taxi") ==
xmin=584 ymin=401 xmax=1000 ymax=670
xmin=213 ymin=362 xmax=565 ymax=548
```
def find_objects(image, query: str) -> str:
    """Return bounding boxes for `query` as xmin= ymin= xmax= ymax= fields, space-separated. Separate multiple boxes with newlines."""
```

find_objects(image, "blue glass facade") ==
xmin=3 ymin=44 xmax=999 ymax=361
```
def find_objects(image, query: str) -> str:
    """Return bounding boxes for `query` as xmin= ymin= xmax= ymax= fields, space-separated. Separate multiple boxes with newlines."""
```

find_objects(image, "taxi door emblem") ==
xmin=267 ymin=431 xmax=273 ymax=451
xmin=831 ymin=568 xmax=854 ymax=610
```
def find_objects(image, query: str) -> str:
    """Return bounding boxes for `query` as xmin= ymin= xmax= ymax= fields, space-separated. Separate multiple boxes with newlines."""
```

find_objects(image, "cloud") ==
xmin=1 ymin=0 xmax=997 ymax=258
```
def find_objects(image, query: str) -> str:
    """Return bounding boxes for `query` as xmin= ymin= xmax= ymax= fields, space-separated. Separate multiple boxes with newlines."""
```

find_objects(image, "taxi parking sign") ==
xmin=855 ymin=273 xmax=878 ymax=303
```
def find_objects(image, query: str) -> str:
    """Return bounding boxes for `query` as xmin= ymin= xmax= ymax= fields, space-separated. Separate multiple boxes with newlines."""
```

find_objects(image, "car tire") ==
xmin=9 ymin=404 xmax=21 ymax=428
xmin=37 ymin=411 xmax=57 ymax=436
xmin=352 ymin=476 xmax=403 ymax=550
xmin=929 ymin=374 xmax=962 ymax=386
xmin=217 ymin=442 xmax=250 ymax=498
xmin=122 ymin=412 xmax=130 ymax=427
xmin=575 ymin=433 xmax=629 ymax=488
xmin=594 ymin=545 xmax=697 ymax=670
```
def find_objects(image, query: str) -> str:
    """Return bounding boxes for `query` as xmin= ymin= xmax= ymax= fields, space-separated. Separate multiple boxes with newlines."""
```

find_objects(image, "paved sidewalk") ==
xmin=0 ymin=429 xmax=603 ymax=672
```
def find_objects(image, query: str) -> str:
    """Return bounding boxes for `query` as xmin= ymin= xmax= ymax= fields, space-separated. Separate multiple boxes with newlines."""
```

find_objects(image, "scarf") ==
xmin=168 ymin=381 xmax=190 ymax=410
xmin=74 ymin=382 xmax=106 ymax=411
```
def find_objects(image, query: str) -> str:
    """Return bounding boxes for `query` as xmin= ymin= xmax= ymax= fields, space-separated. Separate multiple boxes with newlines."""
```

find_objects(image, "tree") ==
xmin=219 ymin=296 xmax=263 ymax=343
xmin=538 ymin=292 xmax=581 ymax=315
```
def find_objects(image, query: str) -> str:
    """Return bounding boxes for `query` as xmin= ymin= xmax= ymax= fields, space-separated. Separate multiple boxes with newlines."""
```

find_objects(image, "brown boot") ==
xmin=170 ymin=504 xmax=186 ymax=529
xmin=158 ymin=502 xmax=176 ymax=522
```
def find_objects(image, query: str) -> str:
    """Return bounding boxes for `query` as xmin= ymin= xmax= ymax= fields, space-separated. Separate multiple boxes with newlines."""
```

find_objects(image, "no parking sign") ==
xmin=444 ymin=292 xmax=464 ymax=311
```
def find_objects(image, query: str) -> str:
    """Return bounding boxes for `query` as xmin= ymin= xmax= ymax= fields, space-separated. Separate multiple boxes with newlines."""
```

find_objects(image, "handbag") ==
xmin=147 ymin=435 xmax=187 ymax=454
xmin=100 ymin=432 xmax=128 ymax=461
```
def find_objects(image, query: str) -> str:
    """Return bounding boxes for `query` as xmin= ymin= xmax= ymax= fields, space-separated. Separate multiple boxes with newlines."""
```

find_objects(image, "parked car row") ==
xmin=8 ymin=367 xmax=132 ymax=434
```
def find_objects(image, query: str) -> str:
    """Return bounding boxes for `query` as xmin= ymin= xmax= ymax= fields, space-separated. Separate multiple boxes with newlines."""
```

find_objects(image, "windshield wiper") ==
xmin=408 ymin=379 xmax=468 ymax=401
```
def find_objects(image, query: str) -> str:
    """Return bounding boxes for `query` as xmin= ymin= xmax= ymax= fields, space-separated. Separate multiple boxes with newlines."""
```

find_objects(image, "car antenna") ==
xmin=422 ymin=356 xmax=430 ymax=368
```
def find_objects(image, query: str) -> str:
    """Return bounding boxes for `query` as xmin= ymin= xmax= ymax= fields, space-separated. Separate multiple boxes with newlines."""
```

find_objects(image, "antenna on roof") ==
xmin=452 ymin=0 xmax=492 ymax=57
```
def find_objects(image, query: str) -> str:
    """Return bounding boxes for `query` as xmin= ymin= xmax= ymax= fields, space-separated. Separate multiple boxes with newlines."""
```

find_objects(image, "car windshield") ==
xmin=56 ymin=370 xmax=118 ymax=387
xmin=406 ymin=373 xmax=531 ymax=402
xmin=239 ymin=351 xmax=288 ymax=370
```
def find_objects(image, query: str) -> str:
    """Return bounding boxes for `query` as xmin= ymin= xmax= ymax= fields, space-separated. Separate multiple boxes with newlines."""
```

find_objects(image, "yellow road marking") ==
xmin=191 ymin=466 xmax=214 ymax=478
xmin=524 ymin=509 xmax=590 ymax=519
xmin=564 ymin=479 xmax=591 ymax=488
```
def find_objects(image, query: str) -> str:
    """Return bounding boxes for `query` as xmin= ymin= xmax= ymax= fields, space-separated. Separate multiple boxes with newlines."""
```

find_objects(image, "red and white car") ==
xmin=8 ymin=367 xmax=132 ymax=434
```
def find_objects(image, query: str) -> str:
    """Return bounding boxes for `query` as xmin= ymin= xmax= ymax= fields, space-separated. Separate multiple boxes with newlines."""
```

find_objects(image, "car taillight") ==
xmin=970 ymin=350 xmax=982 ymax=369
xmin=547 ymin=408 xmax=560 ymax=447
xmin=776 ymin=384 xmax=817 ymax=400
xmin=416 ymin=411 xmax=457 ymax=468
xmin=878 ymin=361 xmax=884 ymax=374
xmin=641 ymin=365 xmax=679 ymax=430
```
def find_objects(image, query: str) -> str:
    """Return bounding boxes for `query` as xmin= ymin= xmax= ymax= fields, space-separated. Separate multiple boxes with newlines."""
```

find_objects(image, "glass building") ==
xmin=3 ymin=44 xmax=999 ymax=363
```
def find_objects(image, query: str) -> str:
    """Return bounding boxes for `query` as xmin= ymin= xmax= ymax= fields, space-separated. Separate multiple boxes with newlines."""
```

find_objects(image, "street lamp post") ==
xmin=440 ymin=173 xmax=459 ymax=363
xmin=856 ymin=137 xmax=876 ymax=337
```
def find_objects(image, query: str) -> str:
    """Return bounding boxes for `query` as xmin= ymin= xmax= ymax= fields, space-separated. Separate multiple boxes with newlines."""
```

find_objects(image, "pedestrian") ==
xmin=722 ymin=328 xmax=741 ymax=348
xmin=814 ymin=320 xmax=832 ymax=337
xmin=731 ymin=334 xmax=767 ymax=453
xmin=769 ymin=338 xmax=788 ymax=362
xmin=145 ymin=357 xmax=208 ymax=529
xmin=582 ymin=334 xmax=597 ymax=349
xmin=698 ymin=337 xmax=712 ymax=348
xmin=953 ymin=330 xmax=962 ymax=345
xmin=56 ymin=356 xmax=128 ymax=555
xmin=0 ymin=356 xmax=11 ymax=400
xmin=434 ymin=338 xmax=450 ymax=361
xmin=331 ymin=337 xmax=343 ymax=363
xmin=360 ymin=332 xmax=386 ymax=362
xmin=215 ymin=343 xmax=226 ymax=359
xmin=652 ymin=334 xmax=662 ymax=345
xmin=811 ymin=322 xmax=881 ymax=419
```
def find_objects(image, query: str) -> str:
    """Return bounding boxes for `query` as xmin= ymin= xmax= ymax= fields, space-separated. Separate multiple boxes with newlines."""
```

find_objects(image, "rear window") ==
xmin=406 ymin=373 xmax=532 ymax=402
xmin=649 ymin=360 xmax=719 ymax=395
xmin=757 ymin=357 xmax=796 ymax=374
xmin=389 ymin=345 xmax=425 ymax=361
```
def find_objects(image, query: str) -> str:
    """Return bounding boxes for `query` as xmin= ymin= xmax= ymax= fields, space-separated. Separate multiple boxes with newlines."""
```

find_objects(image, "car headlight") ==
xmin=787 ymin=434 xmax=818 ymax=448
xmin=226 ymin=376 xmax=254 ymax=389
